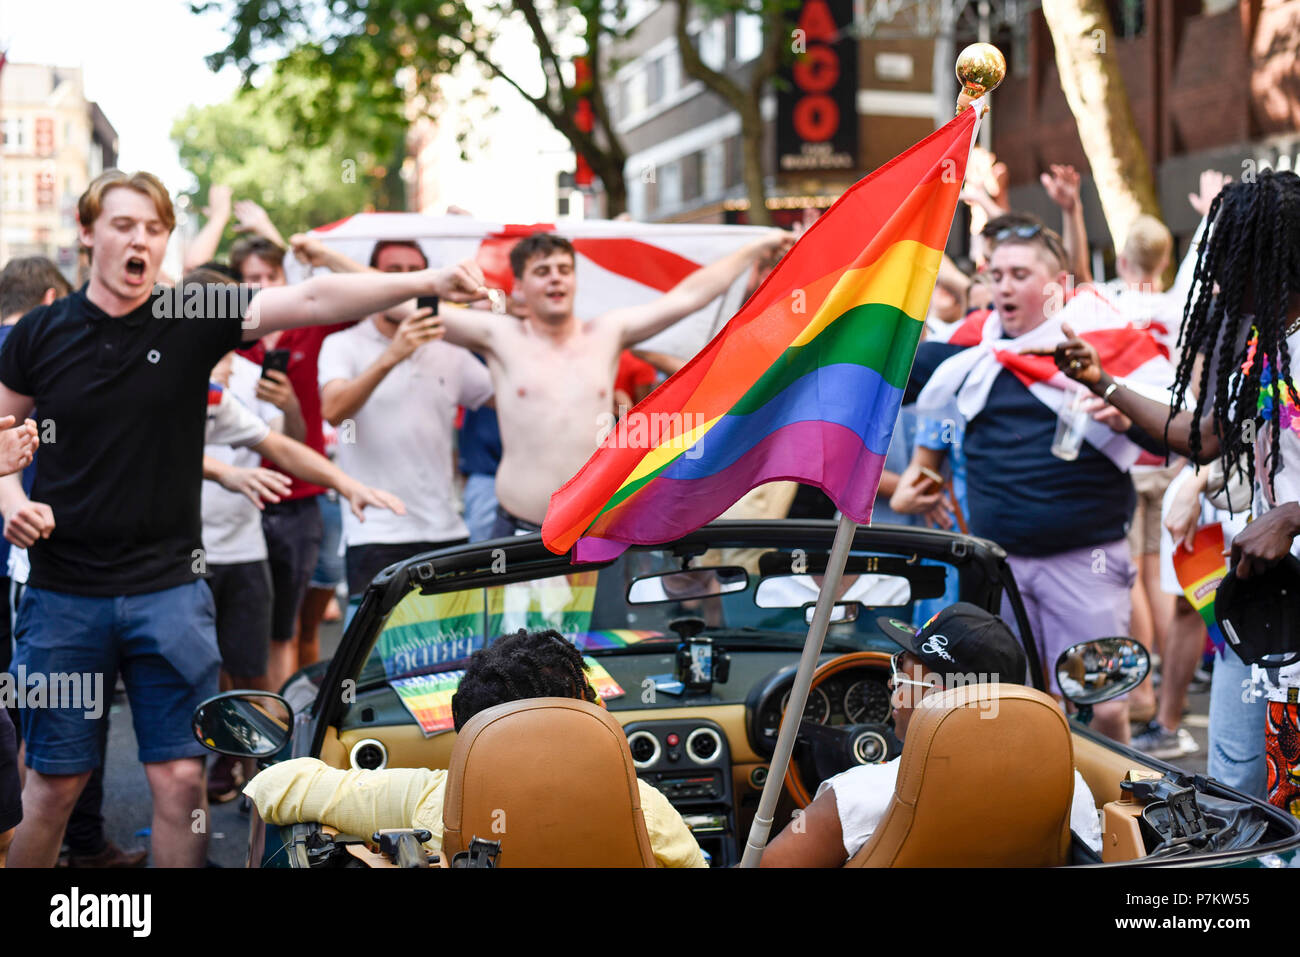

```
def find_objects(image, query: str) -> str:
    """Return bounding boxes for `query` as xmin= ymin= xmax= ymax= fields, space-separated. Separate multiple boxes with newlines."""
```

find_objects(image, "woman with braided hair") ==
xmin=1050 ymin=168 xmax=1300 ymax=799
xmin=243 ymin=629 xmax=707 ymax=866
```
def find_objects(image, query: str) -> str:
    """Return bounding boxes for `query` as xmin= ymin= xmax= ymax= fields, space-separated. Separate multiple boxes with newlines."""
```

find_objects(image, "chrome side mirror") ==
xmin=1056 ymin=638 xmax=1150 ymax=708
xmin=192 ymin=691 xmax=292 ymax=759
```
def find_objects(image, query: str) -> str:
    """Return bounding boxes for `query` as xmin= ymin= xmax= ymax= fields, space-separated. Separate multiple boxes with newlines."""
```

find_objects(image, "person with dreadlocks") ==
xmin=1048 ymin=168 xmax=1300 ymax=799
xmin=243 ymin=629 xmax=706 ymax=866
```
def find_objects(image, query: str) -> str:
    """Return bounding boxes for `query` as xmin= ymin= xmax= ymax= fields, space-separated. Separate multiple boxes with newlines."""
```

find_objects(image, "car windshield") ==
xmin=354 ymin=543 xmax=959 ymax=689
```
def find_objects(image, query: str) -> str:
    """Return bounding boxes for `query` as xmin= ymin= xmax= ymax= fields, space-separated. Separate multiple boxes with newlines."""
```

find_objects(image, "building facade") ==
xmin=994 ymin=0 xmax=1300 ymax=258
xmin=600 ymin=1 xmax=976 ymax=225
xmin=1 ymin=62 xmax=118 ymax=278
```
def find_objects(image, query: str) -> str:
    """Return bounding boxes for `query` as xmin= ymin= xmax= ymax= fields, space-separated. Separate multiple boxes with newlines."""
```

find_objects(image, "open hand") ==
xmin=218 ymin=466 xmax=293 ymax=509
xmin=340 ymin=482 xmax=406 ymax=522
xmin=1040 ymin=164 xmax=1082 ymax=212
xmin=233 ymin=200 xmax=285 ymax=247
xmin=1189 ymin=170 xmax=1231 ymax=219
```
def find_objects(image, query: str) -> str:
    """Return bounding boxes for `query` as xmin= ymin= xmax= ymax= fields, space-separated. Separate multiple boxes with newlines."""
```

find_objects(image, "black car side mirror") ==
xmin=192 ymin=691 xmax=292 ymax=759
xmin=1055 ymin=637 xmax=1150 ymax=724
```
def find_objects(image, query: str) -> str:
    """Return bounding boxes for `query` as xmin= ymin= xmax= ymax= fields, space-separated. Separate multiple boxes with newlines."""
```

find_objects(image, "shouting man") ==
xmin=0 ymin=170 xmax=488 ymax=868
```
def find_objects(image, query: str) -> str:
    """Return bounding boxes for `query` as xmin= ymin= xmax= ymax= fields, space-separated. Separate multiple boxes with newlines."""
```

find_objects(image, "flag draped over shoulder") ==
xmin=920 ymin=287 xmax=1175 ymax=470
xmin=543 ymin=107 xmax=982 ymax=562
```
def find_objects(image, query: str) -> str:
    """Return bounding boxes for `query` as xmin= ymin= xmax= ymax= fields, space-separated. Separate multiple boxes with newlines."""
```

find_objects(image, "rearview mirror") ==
xmin=192 ymin=691 xmax=292 ymax=759
xmin=755 ymin=573 xmax=911 ymax=611
xmin=627 ymin=566 xmax=749 ymax=605
xmin=1055 ymin=638 xmax=1150 ymax=707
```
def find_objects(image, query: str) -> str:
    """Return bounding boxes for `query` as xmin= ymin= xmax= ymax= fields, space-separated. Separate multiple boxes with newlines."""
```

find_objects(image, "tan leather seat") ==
xmin=442 ymin=697 xmax=657 ymax=867
xmin=846 ymin=684 xmax=1074 ymax=867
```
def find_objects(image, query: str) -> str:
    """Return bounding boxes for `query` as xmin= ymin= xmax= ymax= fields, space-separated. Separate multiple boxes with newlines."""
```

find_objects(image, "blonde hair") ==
xmin=1122 ymin=214 xmax=1172 ymax=276
xmin=78 ymin=170 xmax=176 ymax=233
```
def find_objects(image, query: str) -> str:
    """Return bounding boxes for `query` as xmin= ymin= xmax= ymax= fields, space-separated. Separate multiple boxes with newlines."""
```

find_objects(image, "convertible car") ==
xmin=194 ymin=520 xmax=1300 ymax=868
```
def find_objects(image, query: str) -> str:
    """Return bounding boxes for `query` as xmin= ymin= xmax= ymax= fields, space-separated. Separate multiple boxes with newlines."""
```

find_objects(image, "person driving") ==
xmin=760 ymin=603 xmax=1103 ymax=866
xmin=243 ymin=628 xmax=706 ymax=867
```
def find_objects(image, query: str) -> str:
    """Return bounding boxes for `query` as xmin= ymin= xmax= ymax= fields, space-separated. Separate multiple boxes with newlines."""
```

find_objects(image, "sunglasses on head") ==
xmin=993 ymin=225 xmax=1043 ymax=242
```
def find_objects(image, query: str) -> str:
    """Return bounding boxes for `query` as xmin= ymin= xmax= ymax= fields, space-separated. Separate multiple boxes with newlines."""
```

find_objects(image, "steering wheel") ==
xmin=783 ymin=651 xmax=901 ymax=808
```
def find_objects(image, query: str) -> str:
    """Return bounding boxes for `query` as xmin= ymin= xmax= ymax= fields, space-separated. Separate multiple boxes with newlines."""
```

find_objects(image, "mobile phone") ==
xmin=416 ymin=295 xmax=439 ymax=316
xmin=918 ymin=466 xmax=945 ymax=491
xmin=261 ymin=348 xmax=291 ymax=379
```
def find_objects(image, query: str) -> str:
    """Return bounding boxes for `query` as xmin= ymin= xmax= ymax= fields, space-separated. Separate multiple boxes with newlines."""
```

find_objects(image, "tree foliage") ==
xmin=171 ymin=48 xmax=406 ymax=240
xmin=195 ymin=0 xmax=637 ymax=214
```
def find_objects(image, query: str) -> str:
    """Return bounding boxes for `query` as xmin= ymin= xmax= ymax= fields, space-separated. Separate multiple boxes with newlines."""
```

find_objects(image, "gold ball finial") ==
xmin=955 ymin=43 xmax=1006 ymax=105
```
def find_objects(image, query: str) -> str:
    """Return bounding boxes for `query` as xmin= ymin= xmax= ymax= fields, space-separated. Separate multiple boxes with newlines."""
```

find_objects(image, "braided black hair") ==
xmin=1168 ymin=169 xmax=1300 ymax=497
xmin=450 ymin=629 xmax=597 ymax=732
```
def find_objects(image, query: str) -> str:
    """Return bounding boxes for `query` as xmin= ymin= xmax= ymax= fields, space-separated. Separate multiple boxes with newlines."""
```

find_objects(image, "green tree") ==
xmin=172 ymin=50 xmax=405 ymax=245
xmin=196 ymin=0 xmax=636 ymax=215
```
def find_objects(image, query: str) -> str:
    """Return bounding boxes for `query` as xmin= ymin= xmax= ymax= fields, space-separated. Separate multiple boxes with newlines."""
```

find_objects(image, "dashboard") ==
xmin=748 ymin=664 xmax=895 ymax=756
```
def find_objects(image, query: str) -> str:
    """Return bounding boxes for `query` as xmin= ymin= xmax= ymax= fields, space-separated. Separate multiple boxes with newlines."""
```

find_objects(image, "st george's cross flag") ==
xmin=542 ymin=105 xmax=984 ymax=562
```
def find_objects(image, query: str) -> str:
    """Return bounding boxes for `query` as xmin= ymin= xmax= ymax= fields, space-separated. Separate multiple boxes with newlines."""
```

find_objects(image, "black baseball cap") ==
xmin=876 ymin=602 xmax=1027 ymax=682
xmin=1215 ymin=555 xmax=1300 ymax=667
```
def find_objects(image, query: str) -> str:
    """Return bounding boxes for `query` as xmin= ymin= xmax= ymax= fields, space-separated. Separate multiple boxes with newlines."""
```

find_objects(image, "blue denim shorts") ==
xmin=309 ymin=492 xmax=345 ymax=589
xmin=12 ymin=580 xmax=221 ymax=774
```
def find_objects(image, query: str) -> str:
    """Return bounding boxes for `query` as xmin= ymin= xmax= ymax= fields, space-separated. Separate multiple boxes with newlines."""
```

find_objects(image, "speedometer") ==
xmin=780 ymin=687 xmax=831 ymax=725
xmin=844 ymin=679 xmax=891 ymax=723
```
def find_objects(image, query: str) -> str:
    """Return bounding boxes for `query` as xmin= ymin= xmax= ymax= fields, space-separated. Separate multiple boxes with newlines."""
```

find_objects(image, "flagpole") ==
xmin=735 ymin=45 xmax=1003 ymax=870
xmin=738 ymin=511 xmax=858 ymax=867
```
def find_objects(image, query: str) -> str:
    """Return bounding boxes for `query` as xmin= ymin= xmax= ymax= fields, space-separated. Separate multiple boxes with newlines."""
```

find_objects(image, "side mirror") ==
xmin=192 ymin=691 xmax=293 ymax=759
xmin=1055 ymin=638 xmax=1150 ymax=708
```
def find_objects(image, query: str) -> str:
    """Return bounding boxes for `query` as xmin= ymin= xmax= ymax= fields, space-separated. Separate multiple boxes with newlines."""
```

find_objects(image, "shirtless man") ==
xmin=437 ymin=231 xmax=793 ymax=531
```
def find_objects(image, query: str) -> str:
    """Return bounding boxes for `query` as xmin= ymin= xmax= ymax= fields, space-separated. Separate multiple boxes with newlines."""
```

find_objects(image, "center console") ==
xmin=623 ymin=718 xmax=736 ymax=867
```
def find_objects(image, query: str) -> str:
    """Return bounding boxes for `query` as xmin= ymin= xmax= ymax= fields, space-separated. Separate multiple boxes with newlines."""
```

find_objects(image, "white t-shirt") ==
xmin=819 ymin=757 xmax=1104 ymax=858
xmin=201 ymin=356 xmax=280 ymax=564
xmin=318 ymin=320 xmax=493 ymax=547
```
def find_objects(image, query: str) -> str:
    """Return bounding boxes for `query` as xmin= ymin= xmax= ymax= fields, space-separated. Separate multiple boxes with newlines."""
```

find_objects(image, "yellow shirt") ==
xmin=245 ymin=757 xmax=708 ymax=868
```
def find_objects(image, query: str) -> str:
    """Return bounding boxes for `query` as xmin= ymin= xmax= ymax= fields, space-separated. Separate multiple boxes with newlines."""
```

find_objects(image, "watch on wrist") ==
xmin=1101 ymin=381 xmax=1120 ymax=404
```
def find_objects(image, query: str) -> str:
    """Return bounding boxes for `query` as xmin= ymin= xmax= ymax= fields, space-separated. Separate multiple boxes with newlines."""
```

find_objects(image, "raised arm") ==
xmin=253 ymin=430 xmax=405 ymax=522
xmin=612 ymin=231 xmax=794 ymax=348
xmin=1030 ymin=323 xmax=1221 ymax=462
xmin=1041 ymin=165 xmax=1092 ymax=284
xmin=232 ymin=199 xmax=289 ymax=251
xmin=434 ymin=302 xmax=498 ymax=354
xmin=243 ymin=260 xmax=488 ymax=342
xmin=289 ymin=233 xmax=373 ymax=275
xmin=183 ymin=184 xmax=233 ymax=273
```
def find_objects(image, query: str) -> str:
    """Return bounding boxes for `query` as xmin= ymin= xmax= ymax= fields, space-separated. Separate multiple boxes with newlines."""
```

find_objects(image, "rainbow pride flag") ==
xmin=1172 ymin=523 xmax=1229 ymax=651
xmin=543 ymin=107 xmax=980 ymax=561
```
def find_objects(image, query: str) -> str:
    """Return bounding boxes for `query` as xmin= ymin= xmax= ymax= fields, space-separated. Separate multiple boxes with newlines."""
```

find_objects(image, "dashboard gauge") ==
xmin=843 ymin=679 xmax=891 ymax=724
xmin=781 ymin=687 xmax=831 ymax=725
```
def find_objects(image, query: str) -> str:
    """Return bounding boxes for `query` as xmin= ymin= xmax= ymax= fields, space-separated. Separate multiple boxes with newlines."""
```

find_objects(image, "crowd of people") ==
xmin=0 ymin=144 xmax=1298 ymax=868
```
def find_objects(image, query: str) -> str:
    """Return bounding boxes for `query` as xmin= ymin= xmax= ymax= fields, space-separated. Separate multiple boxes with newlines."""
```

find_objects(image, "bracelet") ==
xmin=1101 ymin=381 xmax=1120 ymax=404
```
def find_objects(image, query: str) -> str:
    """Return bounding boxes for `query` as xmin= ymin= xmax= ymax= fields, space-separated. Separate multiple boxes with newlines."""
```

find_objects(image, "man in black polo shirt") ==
xmin=0 ymin=170 xmax=487 ymax=868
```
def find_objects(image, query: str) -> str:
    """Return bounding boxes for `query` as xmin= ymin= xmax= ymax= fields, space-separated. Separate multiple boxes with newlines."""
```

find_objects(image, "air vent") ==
xmin=626 ymin=730 xmax=660 ymax=769
xmin=685 ymin=727 xmax=723 ymax=765
xmin=349 ymin=738 xmax=388 ymax=771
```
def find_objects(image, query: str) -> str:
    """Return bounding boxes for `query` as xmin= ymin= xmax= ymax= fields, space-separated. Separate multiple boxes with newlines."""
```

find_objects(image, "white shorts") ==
xmin=1158 ymin=465 xmax=1249 ymax=596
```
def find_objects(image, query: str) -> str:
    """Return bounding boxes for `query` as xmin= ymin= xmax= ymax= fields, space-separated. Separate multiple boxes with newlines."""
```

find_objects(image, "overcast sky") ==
xmin=1 ymin=0 xmax=243 ymax=194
